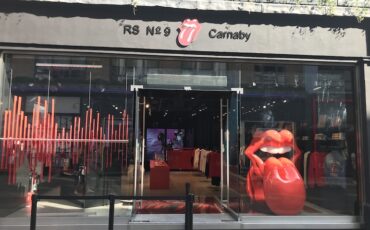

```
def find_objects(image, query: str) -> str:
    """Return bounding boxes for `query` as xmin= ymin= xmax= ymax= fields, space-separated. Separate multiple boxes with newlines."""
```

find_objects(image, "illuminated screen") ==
xmin=166 ymin=129 xmax=185 ymax=149
xmin=146 ymin=128 xmax=165 ymax=160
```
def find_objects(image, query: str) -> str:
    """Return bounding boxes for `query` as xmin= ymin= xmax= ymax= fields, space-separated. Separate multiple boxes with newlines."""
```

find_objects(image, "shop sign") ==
xmin=122 ymin=19 xmax=251 ymax=47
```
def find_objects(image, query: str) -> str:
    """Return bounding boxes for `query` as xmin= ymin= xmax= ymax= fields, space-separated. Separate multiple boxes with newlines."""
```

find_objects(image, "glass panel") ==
xmin=239 ymin=63 xmax=359 ymax=216
xmin=139 ymin=60 xmax=237 ymax=91
xmin=0 ymin=55 xmax=135 ymax=219
xmin=227 ymin=92 xmax=241 ymax=217
xmin=0 ymin=54 xmax=360 ymax=220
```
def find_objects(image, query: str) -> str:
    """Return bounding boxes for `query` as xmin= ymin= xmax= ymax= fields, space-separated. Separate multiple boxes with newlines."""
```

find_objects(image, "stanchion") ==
xmin=108 ymin=194 xmax=115 ymax=230
xmin=30 ymin=194 xmax=37 ymax=230
xmin=185 ymin=183 xmax=193 ymax=230
xmin=189 ymin=193 xmax=194 ymax=230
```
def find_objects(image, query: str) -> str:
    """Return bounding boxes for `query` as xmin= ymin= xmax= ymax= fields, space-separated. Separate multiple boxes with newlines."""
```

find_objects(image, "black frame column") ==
xmin=360 ymin=59 xmax=370 ymax=230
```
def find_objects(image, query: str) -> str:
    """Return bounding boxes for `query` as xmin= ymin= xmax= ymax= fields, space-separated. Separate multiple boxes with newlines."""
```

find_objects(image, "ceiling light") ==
xmin=145 ymin=104 xmax=150 ymax=109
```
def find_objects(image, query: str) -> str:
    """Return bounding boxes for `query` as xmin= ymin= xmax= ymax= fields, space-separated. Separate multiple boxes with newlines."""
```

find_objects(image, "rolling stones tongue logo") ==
xmin=177 ymin=19 xmax=201 ymax=47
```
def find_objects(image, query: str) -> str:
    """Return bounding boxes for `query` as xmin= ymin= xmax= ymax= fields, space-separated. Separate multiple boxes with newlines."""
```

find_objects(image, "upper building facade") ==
xmin=0 ymin=0 xmax=370 ymax=230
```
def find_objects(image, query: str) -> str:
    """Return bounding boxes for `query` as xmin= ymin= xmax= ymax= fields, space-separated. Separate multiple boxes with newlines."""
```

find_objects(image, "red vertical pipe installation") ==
xmin=51 ymin=99 xmax=55 ymax=155
xmin=110 ymin=115 xmax=114 ymax=167
xmin=92 ymin=118 xmax=95 ymax=167
xmin=84 ymin=111 xmax=88 ymax=166
xmin=27 ymin=123 xmax=31 ymax=167
xmin=125 ymin=113 xmax=129 ymax=168
xmin=1 ymin=110 xmax=8 ymax=169
xmin=106 ymin=115 xmax=110 ymax=168
xmin=8 ymin=96 xmax=17 ymax=184
xmin=35 ymin=97 xmax=40 ymax=172
xmin=72 ymin=116 xmax=77 ymax=164
xmin=77 ymin=117 xmax=81 ymax=164
xmin=2 ymin=95 xmax=131 ymax=184
xmin=118 ymin=124 xmax=121 ymax=161
xmin=88 ymin=108 xmax=92 ymax=171
xmin=19 ymin=112 xmax=24 ymax=166
xmin=6 ymin=110 xmax=12 ymax=170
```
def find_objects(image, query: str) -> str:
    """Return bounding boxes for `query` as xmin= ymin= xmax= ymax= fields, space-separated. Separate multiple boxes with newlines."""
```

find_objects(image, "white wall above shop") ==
xmin=19 ymin=0 xmax=370 ymax=18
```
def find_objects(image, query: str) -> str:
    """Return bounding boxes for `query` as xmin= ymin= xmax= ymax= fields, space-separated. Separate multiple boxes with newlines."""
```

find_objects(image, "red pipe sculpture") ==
xmin=0 ymin=96 xmax=129 ymax=185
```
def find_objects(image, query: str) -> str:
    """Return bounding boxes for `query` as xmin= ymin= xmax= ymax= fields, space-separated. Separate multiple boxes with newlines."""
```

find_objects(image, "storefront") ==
xmin=0 ymin=1 xmax=369 ymax=229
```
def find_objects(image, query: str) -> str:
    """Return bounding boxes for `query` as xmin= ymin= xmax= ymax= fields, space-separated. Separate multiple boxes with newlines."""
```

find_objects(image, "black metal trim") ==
xmin=30 ymin=183 xmax=194 ymax=230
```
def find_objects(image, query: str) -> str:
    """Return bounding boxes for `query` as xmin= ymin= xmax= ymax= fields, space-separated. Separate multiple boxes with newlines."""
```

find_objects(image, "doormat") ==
xmin=135 ymin=200 xmax=223 ymax=214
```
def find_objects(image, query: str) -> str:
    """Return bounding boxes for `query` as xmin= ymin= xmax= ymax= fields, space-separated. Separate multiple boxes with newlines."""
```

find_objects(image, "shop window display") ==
xmin=239 ymin=64 xmax=358 ymax=215
xmin=0 ymin=54 xmax=134 ymax=217
xmin=0 ymin=54 xmax=360 ymax=218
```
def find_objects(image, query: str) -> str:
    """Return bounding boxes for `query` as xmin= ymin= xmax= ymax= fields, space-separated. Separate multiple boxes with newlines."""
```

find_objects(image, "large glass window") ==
xmin=237 ymin=63 xmax=358 ymax=215
xmin=0 ymin=54 xmax=360 ymax=219
xmin=0 ymin=55 xmax=135 ymax=218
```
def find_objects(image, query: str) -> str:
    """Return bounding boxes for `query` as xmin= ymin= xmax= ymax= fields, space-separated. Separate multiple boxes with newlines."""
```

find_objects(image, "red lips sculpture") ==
xmin=244 ymin=129 xmax=305 ymax=215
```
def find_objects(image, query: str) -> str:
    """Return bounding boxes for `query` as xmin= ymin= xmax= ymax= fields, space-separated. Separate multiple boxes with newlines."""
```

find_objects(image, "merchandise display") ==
xmin=150 ymin=160 xmax=170 ymax=189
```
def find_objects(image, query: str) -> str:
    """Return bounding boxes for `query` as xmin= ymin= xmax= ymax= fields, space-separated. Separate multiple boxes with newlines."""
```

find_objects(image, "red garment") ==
xmin=207 ymin=152 xmax=220 ymax=177
xmin=307 ymin=152 xmax=327 ymax=188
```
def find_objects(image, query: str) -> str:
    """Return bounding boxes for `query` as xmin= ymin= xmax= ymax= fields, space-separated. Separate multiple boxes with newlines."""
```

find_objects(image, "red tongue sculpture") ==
xmin=244 ymin=129 xmax=305 ymax=215
xmin=264 ymin=157 xmax=305 ymax=215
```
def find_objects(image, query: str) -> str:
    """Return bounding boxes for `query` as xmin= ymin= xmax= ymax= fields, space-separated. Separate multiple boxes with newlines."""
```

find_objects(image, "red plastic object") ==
xmin=150 ymin=160 xmax=170 ymax=189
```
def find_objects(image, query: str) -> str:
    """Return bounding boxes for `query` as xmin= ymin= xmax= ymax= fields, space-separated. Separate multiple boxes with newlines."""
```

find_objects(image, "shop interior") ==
xmin=136 ymin=90 xmax=226 ymax=214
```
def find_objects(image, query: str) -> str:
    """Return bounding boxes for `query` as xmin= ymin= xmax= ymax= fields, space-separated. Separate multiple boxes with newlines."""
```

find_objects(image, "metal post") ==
xmin=185 ymin=183 xmax=193 ymax=230
xmin=108 ymin=195 xmax=115 ymax=230
xmin=189 ymin=194 xmax=194 ymax=230
xmin=30 ymin=194 xmax=37 ymax=230
xmin=185 ymin=182 xmax=190 ymax=196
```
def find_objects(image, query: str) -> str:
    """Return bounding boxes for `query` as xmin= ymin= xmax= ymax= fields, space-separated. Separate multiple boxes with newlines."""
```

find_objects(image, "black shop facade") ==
xmin=0 ymin=2 xmax=369 ymax=229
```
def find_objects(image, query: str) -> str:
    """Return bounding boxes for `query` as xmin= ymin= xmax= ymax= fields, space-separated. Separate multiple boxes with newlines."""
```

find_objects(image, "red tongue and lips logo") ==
xmin=264 ymin=157 xmax=305 ymax=215
xmin=177 ymin=19 xmax=201 ymax=47
xmin=245 ymin=129 xmax=305 ymax=215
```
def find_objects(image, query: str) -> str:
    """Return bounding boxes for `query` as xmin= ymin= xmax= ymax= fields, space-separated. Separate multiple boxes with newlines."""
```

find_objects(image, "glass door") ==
xmin=132 ymin=90 xmax=146 ymax=216
xmin=131 ymin=89 xmax=240 ymax=219
xmin=220 ymin=92 xmax=240 ymax=220
xmin=220 ymin=97 xmax=229 ymax=204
